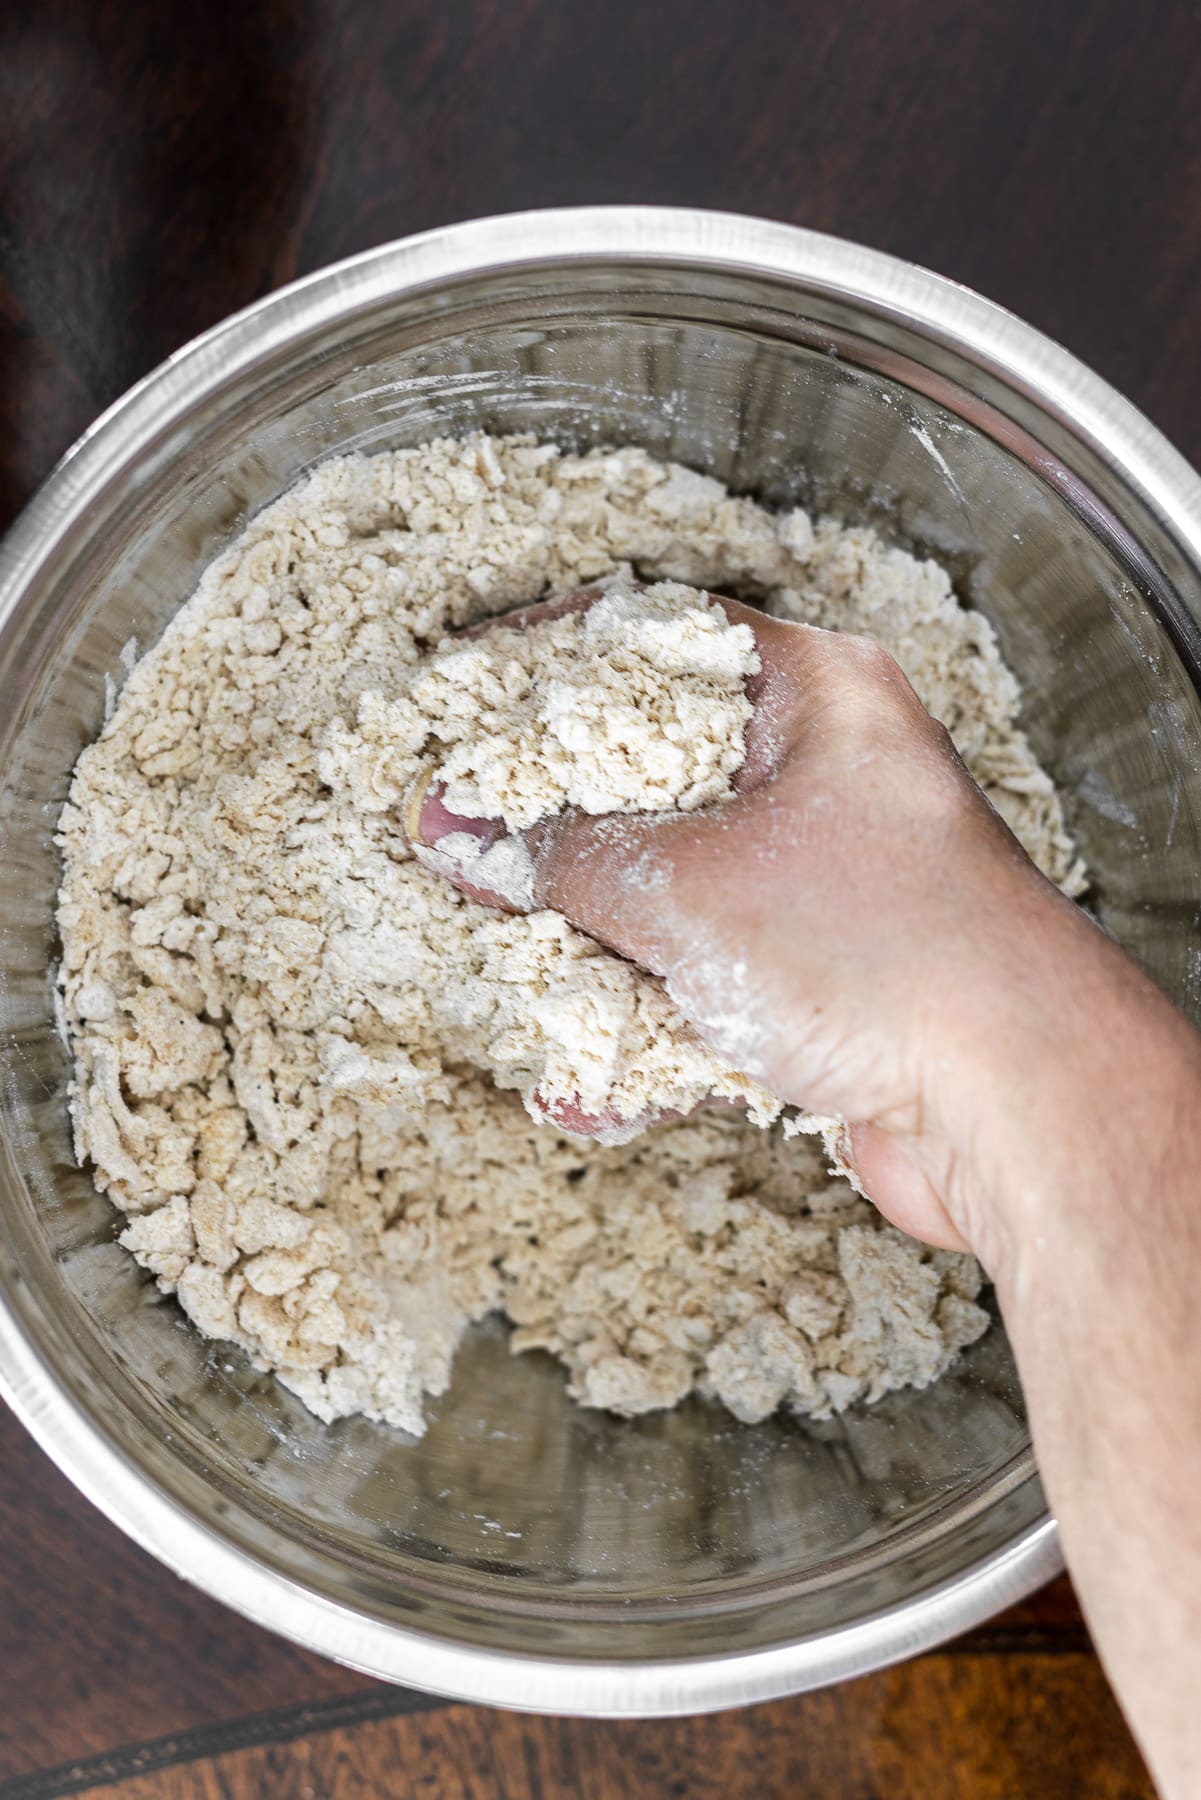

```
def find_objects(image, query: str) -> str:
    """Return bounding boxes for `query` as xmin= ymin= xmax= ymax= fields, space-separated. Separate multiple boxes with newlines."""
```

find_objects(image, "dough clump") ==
xmin=57 ymin=434 xmax=1084 ymax=1435
xmin=410 ymin=578 xmax=758 ymax=829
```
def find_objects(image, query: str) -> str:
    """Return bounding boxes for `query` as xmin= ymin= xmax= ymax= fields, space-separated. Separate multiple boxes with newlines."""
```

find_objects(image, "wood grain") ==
xmin=0 ymin=0 xmax=1193 ymax=1790
xmin=70 ymin=1658 xmax=1154 ymax=1800
xmin=0 ymin=1408 xmax=1092 ymax=1786
xmin=0 ymin=1412 xmax=368 ymax=1782
xmin=4 ymin=0 xmax=1201 ymax=483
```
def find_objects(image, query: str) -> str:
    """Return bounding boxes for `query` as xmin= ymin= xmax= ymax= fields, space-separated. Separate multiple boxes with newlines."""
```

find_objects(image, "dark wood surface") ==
xmin=2 ymin=0 xmax=1195 ymax=1792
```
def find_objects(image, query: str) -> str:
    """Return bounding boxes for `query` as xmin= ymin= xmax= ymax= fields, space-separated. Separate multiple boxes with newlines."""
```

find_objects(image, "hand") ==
xmin=409 ymin=588 xmax=1201 ymax=1792
xmin=407 ymin=588 xmax=1114 ymax=1267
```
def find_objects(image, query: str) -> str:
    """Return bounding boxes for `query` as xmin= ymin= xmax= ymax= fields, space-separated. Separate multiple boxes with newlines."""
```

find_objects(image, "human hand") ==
xmin=409 ymin=587 xmax=1201 ymax=1788
xmin=405 ymin=588 xmax=1170 ymax=1272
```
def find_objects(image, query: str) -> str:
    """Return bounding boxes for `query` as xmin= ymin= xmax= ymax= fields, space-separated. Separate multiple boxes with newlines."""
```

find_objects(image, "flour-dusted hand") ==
xmin=412 ymin=585 xmax=1201 ymax=1800
xmin=409 ymin=590 xmax=1075 ymax=1255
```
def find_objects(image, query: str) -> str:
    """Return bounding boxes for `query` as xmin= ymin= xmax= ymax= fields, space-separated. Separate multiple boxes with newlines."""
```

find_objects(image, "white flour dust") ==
xmin=56 ymin=435 xmax=1084 ymax=1435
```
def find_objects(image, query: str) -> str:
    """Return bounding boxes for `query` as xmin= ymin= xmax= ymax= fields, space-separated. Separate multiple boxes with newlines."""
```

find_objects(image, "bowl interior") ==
xmin=1 ymin=251 xmax=1199 ymax=1666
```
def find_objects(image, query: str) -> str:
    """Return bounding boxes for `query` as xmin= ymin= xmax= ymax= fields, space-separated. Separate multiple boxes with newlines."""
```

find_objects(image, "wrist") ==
xmin=929 ymin=887 xmax=1201 ymax=1291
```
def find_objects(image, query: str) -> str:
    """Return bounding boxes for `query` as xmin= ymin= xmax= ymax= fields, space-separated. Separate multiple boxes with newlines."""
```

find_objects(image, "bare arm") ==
xmin=412 ymin=597 xmax=1201 ymax=1796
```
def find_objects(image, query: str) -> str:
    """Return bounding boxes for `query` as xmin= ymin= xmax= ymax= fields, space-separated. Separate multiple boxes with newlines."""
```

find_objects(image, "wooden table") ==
xmin=2 ymin=1 xmax=1191 ymax=1792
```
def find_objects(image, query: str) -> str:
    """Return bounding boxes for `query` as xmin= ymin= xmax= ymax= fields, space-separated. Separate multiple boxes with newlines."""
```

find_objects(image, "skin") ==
xmin=410 ymin=591 xmax=1201 ymax=1798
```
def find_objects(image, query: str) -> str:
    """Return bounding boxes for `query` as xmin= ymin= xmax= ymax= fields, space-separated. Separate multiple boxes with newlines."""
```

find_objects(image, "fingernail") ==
xmin=402 ymin=768 xmax=505 ymax=851
xmin=402 ymin=765 xmax=436 ymax=843
xmin=534 ymin=1089 xmax=650 ymax=1145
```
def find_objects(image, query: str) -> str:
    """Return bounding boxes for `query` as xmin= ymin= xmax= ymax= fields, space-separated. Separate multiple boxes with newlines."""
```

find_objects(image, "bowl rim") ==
xmin=5 ymin=201 xmax=1193 ymax=1712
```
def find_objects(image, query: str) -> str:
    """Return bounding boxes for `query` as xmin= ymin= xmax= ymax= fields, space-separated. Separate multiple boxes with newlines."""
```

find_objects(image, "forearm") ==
xmin=967 ymin=912 xmax=1201 ymax=1796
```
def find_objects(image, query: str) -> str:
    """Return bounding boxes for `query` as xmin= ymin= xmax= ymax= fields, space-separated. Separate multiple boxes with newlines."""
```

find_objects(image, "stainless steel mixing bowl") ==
xmin=1 ymin=208 xmax=1199 ymax=1715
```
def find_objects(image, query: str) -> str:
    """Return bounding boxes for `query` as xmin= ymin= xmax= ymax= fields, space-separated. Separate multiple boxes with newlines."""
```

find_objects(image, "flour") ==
xmin=56 ymin=434 xmax=1084 ymax=1435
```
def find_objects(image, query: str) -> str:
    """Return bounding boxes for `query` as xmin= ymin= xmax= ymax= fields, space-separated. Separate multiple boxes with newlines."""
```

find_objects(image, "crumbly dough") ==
xmin=408 ymin=578 xmax=759 ymax=829
xmin=56 ymin=435 xmax=1085 ymax=1436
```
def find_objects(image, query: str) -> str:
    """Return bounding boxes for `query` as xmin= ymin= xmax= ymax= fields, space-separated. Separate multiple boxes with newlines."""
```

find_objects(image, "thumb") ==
xmin=407 ymin=771 xmax=736 ymax=987
xmin=409 ymin=778 xmax=775 ymax=1086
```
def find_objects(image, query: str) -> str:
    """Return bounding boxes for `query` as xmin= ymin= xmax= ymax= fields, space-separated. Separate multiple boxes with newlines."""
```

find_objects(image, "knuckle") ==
xmin=839 ymin=634 xmax=905 ymax=684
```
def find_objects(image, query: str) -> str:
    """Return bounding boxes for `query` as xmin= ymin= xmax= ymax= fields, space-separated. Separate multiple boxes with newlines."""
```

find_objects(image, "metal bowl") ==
xmin=1 ymin=208 xmax=1199 ymax=1715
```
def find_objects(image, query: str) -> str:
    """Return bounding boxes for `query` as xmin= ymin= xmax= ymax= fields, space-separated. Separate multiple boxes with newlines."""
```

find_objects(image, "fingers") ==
xmin=409 ymin=770 xmax=789 ymax=1102
xmin=407 ymin=769 xmax=720 ymax=974
xmin=522 ymin=803 xmax=729 ymax=977
xmin=454 ymin=582 xmax=612 ymax=639
xmin=845 ymin=1122 xmax=973 ymax=1252
xmin=408 ymin=779 xmax=504 ymax=852
xmin=407 ymin=790 xmax=537 ymax=915
xmin=533 ymin=1090 xmax=678 ymax=1144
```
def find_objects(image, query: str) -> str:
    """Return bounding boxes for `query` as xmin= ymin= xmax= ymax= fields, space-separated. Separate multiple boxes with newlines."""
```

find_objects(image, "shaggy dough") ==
xmin=407 ymin=577 xmax=759 ymax=829
xmin=56 ymin=435 xmax=1085 ymax=1436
